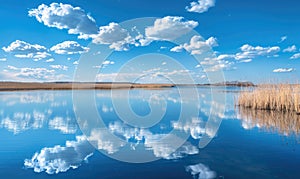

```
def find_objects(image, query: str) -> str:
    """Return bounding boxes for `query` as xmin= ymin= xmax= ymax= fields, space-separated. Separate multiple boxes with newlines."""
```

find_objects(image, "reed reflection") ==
xmin=237 ymin=107 xmax=300 ymax=136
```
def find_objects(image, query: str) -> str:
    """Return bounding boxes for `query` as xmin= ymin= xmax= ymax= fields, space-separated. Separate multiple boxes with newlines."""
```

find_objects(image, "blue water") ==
xmin=0 ymin=88 xmax=299 ymax=178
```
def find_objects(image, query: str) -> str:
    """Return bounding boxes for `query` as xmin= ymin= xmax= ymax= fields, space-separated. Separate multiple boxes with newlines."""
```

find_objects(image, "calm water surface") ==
xmin=0 ymin=87 xmax=299 ymax=178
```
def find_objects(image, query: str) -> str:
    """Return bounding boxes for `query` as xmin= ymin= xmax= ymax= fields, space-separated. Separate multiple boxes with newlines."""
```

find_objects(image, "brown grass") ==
xmin=237 ymin=84 xmax=300 ymax=113
xmin=0 ymin=82 xmax=174 ymax=91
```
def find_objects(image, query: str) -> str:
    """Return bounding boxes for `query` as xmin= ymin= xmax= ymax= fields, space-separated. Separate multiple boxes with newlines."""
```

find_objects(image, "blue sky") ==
xmin=0 ymin=0 xmax=300 ymax=83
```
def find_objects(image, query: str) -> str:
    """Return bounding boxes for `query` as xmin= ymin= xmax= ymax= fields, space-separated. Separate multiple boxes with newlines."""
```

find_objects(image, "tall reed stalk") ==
xmin=237 ymin=84 xmax=300 ymax=113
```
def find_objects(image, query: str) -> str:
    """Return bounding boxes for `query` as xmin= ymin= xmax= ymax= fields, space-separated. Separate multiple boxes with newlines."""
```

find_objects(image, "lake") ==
xmin=0 ymin=87 xmax=299 ymax=178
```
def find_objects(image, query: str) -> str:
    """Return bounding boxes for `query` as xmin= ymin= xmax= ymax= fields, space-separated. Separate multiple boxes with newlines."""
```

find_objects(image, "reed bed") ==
xmin=237 ymin=84 xmax=300 ymax=113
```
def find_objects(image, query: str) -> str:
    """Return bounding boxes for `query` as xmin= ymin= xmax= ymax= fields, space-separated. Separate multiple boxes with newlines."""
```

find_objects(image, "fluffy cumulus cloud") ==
xmin=91 ymin=22 xmax=140 ymax=51
xmin=171 ymin=35 xmax=218 ymax=55
xmin=290 ymin=53 xmax=300 ymax=59
xmin=186 ymin=163 xmax=216 ymax=179
xmin=235 ymin=44 xmax=280 ymax=60
xmin=145 ymin=16 xmax=198 ymax=41
xmin=50 ymin=41 xmax=89 ymax=54
xmin=283 ymin=45 xmax=297 ymax=53
xmin=28 ymin=3 xmax=98 ymax=39
xmin=0 ymin=58 xmax=7 ymax=62
xmin=2 ymin=40 xmax=50 ymax=60
xmin=193 ymin=55 xmax=234 ymax=72
xmin=186 ymin=0 xmax=215 ymax=13
xmin=208 ymin=44 xmax=281 ymax=66
xmin=273 ymin=68 xmax=295 ymax=73
xmin=24 ymin=136 xmax=94 ymax=174
xmin=2 ymin=40 xmax=46 ymax=53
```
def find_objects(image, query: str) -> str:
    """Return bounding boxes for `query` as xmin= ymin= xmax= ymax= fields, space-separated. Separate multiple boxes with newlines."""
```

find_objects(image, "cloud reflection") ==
xmin=172 ymin=117 xmax=206 ymax=139
xmin=100 ymin=121 xmax=199 ymax=159
xmin=24 ymin=136 xmax=94 ymax=174
xmin=0 ymin=111 xmax=45 ymax=134
xmin=49 ymin=117 xmax=77 ymax=134
xmin=186 ymin=163 xmax=216 ymax=179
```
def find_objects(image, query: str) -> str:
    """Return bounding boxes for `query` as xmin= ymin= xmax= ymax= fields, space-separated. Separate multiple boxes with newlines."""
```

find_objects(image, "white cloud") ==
xmin=235 ymin=44 xmax=280 ymax=60
xmin=0 ymin=58 xmax=7 ymax=62
xmin=28 ymin=3 xmax=98 ymax=39
xmin=103 ymin=60 xmax=115 ymax=65
xmin=205 ymin=61 xmax=234 ymax=72
xmin=50 ymin=65 xmax=68 ymax=71
xmin=193 ymin=55 xmax=234 ymax=72
xmin=290 ymin=53 xmax=300 ymax=59
xmin=186 ymin=163 xmax=216 ymax=179
xmin=210 ymin=44 xmax=280 ymax=66
xmin=186 ymin=0 xmax=215 ymax=13
xmin=279 ymin=36 xmax=287 ymax=43
xmin=91 ymin=22 xmax=138 ymax=51
xmin=46 ymin=58 xmax=55 ymax=63
xmin=283 ymin=45 xmax=297 ymax=53
xmin=145 ymin=16 xmax=198 ymax=41
xmin=216 ymin=54 xmax=235 ymax=60
xmin=239 ymin=59 xmax=252 ymax=63
xmin=171 ymin=36 xmax=218 ymax=55
xmin=73 ymin=61 xmax=79 ymax=65
xmin=273 ymin=68 xmax=295 ymax=73
xmin=15 ymin=52 xmax=51 ymax=61
xmin=2 ymin=40 xmax=46 ymax=53
xmin=92 ymin=60 xmax=114 ymax=69
xmin=3 ymin=65 xmax=67 ymax=81
xmin=200 ymin=74 xmax=206 ymax=79
xmin=2 ymin=40 xmax=50 ymax=60
xmin=50 ymin=41 xmax=89 ymax=54
xmin=24 ymin=136 xmax=94 ymax=174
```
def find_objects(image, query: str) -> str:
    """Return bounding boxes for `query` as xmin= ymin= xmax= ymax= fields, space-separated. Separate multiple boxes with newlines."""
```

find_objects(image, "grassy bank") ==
xmin=237 ymin=84 xmax=300 ymax=114
xmin=0 ymin=82 xmax=175 ymax=91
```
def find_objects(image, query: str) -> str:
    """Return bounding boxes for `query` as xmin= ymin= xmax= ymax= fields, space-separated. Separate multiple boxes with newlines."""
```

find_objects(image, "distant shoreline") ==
xmin=0 ymin=81 xmax=255 ymax=91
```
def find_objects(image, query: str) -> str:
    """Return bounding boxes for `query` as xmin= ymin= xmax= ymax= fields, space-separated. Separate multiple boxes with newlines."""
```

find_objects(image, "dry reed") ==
xmin=237 ymin=84 xmax=300 ymax=113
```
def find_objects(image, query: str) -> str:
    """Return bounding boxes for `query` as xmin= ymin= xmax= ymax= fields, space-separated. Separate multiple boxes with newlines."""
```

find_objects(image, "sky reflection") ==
xmin=0 ymin=88 xmax=299 ymax=178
